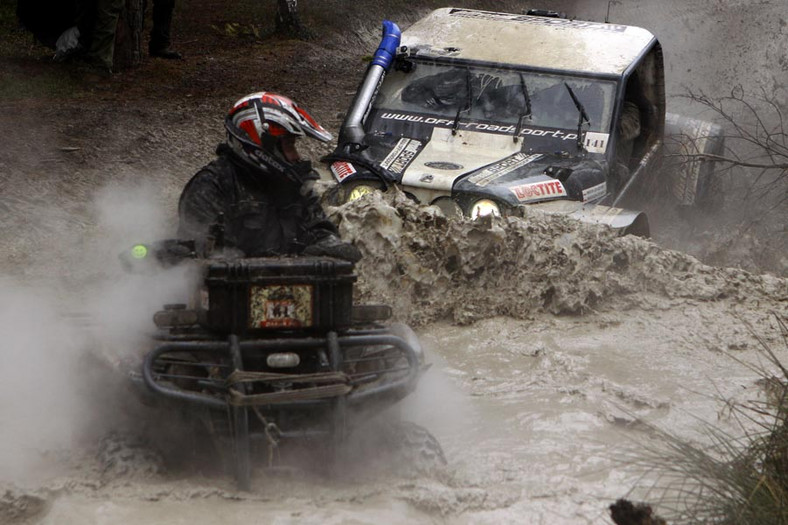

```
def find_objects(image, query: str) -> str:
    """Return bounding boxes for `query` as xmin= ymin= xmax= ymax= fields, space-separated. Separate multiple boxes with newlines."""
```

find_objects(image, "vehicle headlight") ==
xmin=347 ymin=184 xmax=376 ymax=203
xmin=469 ymin=199 xmax=501 ymax=219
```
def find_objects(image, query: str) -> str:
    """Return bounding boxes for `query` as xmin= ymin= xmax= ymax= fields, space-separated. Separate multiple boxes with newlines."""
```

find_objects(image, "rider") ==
xmin=178 ymin=92 xmax=361 ymax=262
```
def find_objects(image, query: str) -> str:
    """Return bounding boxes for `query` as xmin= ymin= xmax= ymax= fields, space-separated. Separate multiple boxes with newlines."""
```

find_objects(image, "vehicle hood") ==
xmin=333 ymin=125 xmax=608 ymax=206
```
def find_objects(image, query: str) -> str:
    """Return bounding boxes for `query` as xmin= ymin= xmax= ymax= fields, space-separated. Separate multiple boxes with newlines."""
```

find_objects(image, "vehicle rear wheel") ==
xmin=663 ymin=113 xmax=726 ymax=211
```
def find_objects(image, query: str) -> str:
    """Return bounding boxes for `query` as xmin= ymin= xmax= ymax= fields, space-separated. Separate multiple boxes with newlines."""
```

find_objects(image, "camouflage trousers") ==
xmin=77 ymin=0 xmax=124 ymax=70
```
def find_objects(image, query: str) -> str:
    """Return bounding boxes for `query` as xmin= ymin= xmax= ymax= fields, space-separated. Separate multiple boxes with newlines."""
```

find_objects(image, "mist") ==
xmin=0 ymin=180 xmax=191 ymax=483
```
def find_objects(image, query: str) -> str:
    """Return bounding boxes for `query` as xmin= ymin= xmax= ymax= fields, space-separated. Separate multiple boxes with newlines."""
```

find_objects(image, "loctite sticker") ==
xmin=509 ymin=180 xmax=567 ymax=202
xmin=330 ymin=161 xmax=357 ymax=181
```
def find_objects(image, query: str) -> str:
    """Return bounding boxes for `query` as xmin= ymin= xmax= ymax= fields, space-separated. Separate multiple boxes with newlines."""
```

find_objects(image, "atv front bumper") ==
xmin=142 ymin=331 xmax=421 ymax=412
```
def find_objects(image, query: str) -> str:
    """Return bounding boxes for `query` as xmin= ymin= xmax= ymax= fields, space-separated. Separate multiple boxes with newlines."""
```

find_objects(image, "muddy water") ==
xmin=410 ymin=311 xmax=776 ymax=523
xmin=9 ymin=310 xmax=783 ymax=524
xmin=4 ymin=192 xmax=785 ymax=525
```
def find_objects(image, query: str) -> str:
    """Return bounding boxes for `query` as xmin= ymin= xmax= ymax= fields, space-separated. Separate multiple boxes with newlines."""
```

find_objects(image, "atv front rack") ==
xmin=141 ymin=330 xmax=421 ymax=490
xmin=142 ymin=331 xmax=420 ymax=410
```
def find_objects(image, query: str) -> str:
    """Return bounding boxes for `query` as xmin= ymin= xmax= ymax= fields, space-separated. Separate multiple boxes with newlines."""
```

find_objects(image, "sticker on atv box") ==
xmin=509 ymin=180 xmax=567 ymax=202
xmin=468 ymin=153 xmax=544 ymax=187
xmin=249 ymin=284 xmax=313 ymax=329
xmin=381 ymin=138 xmax=424 ymax=174
xmin=330 ymin=161 xmax=357 ymax=181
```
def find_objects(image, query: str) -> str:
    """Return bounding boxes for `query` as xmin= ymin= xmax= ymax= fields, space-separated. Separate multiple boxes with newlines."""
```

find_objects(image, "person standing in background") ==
xmin=77 ymin=0 xmax=124 ymax=73
xmin=148 ymin=0 xmax=181 ymax=59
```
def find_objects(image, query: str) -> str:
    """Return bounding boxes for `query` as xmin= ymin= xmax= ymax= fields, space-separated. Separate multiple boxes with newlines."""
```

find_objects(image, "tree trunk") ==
xmin=114 ymin=0 xmax=144 ymax=70
xmin=276 ymin=0 xmax=307 ymax=38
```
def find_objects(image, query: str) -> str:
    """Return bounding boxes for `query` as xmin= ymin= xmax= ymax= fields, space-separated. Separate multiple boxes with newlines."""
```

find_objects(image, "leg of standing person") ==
xmin=75 ymin=0 xmax=97 ymax=51
xmin=149 ymin=0 xmax=181 ymax=59
xmin=85 ymin=0 xmax=123 ymax=72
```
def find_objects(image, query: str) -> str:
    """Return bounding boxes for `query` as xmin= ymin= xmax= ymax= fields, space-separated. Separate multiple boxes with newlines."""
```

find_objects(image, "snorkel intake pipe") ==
xmin=338 ymin=20 xmax=401 ymax=151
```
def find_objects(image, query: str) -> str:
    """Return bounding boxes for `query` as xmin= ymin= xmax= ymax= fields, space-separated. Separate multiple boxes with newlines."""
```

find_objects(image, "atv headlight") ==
xmin=469 ymin=199 xmax=501 ymax=219
xmin=346 ymin=184 xmax=376 ymax=203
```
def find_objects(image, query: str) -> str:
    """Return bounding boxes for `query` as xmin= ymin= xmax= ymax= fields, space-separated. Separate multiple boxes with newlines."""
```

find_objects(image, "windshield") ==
xmin=370 ymin=61 xmax=616 ymax=134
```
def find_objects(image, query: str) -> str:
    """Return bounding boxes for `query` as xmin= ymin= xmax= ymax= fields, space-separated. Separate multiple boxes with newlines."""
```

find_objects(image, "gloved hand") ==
xmin=303 ymin=234 xmax=362 ymax=263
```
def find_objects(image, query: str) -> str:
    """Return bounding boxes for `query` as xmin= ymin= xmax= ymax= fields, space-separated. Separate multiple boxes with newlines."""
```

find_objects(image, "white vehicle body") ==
xmin=321 ymin=8 xmax=724 ymax=235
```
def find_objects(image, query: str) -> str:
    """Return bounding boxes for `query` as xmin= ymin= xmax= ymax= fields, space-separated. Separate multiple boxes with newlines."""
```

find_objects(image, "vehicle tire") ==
xmin=96 ymin=431 xmax=164 ymax=479
xmin=232 ymin=405 xmax=251 ymax=490
xmin=229 ymin=336 xmax=251 ymax=491
xmin=321 ymin=182 xmax=344 ymax=207
xmin=663 ymin=113 xmax=726 ymax=211
xmin=388 ymin=421 xmax=447 ymax=474
xmin=326 ymin=397 xmax=348 ymax=475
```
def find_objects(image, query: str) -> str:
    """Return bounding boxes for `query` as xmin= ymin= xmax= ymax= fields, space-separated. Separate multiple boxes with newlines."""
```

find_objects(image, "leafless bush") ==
xmin=681 ymin=88 xmax=787 ymax=207
xmin=656 ymin=88 xmax=787 ymax=276
xmin=620 ymin=315 xmax=788 ymax=524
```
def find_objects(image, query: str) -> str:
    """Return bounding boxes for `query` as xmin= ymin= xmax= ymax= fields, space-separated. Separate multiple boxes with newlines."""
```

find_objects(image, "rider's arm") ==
xmin=177 ymin=168 xmax=230 ymax=245
xmin=298 ymin=180 xmax=340 ymax=243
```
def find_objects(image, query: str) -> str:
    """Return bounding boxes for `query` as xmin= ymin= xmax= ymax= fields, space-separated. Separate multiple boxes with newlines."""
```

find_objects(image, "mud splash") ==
xmin=329 ymin=189 xmax=787 ymax=326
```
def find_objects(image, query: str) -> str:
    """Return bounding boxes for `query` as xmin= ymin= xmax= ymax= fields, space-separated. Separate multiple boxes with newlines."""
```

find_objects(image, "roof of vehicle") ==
xmin=400 ymin=8 xmax=658 ymax=77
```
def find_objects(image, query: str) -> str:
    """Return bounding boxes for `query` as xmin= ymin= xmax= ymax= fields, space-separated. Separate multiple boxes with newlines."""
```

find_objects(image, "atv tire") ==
xmin=229 ymin=336 xmax=251 ymax=491
xmin=388 ymin=421 xmax=447 ymax=474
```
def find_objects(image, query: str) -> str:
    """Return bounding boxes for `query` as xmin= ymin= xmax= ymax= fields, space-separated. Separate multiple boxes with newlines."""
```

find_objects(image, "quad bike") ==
xmin=122 ymin=235 xmax=439 ymax=490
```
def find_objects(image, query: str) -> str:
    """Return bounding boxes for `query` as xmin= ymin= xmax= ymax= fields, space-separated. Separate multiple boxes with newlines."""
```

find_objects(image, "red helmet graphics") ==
xmin=224 ymin=92 xmax=333 ymax=176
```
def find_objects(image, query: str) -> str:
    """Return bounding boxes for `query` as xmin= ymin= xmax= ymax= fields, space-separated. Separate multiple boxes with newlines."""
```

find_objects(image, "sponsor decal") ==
xmin=583 ymin=132 xmax=609 ymax=154
xmin=449 ymin=8 xmax=628 ymax=33
xmin=379 ymin=112 xmax=578 ymax=142
xmin=381 ymin=138 xmax=423 ymax=174
xmin=330 ymin=161 xmax=357 ymax=181
xmin=419 ymin=174 xmax=434 ymax=183
xmin=582 ymin=181 xmax=607 ymax=202
xmin=510 ymin=180 xmax=567 ymax=202
xmin=249 ymin=284 xmax=313 ymax=329
xmin=468 ymin=153 xmax=544 ymax=187
xmin=424 ymin=161 xmax=464 ymax=170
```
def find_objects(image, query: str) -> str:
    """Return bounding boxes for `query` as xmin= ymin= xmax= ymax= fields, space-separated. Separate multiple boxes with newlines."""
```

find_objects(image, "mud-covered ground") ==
xmin=1 ymin=0 xmax=786 ymax=523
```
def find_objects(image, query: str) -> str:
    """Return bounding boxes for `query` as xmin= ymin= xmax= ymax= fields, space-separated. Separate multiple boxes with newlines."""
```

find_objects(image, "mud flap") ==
xmin=664 ymin=113 xmax=725 ymax=210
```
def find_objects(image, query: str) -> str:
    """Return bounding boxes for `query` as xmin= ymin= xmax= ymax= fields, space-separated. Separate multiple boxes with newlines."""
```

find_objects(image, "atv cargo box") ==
xmin=202 ymin=257 xmax=356 ymax=335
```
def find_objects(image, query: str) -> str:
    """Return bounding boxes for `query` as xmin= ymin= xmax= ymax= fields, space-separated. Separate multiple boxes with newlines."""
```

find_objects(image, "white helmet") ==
xmin=224 ymin=92 xmax=333 ymax=178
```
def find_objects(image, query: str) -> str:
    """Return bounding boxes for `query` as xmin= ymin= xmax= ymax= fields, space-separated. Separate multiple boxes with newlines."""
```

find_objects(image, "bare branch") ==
xmin=664 ymin=153 xmax=788 ymax=171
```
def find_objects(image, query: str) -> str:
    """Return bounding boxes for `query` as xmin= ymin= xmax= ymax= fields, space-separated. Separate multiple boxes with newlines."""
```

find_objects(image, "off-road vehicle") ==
xmin=322 ymin=8 xmax=724 ymax=236
xmin=124 ymin=238 xmax=440 ymax=490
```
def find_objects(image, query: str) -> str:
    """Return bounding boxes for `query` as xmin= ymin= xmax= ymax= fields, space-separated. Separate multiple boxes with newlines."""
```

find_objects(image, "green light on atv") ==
xmin=131 ymin=244 xmax=148 ymax=259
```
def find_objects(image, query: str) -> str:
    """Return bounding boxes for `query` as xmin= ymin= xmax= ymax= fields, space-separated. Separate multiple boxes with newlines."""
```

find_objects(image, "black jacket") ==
xmin=177 ymin=144 xmax=338 ymax=257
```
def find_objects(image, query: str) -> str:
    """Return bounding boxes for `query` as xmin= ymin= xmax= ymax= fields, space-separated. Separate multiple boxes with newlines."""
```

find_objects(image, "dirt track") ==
xmin=0 ymin=1 xmax=786 ymax=523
